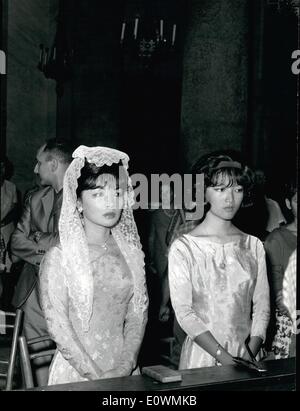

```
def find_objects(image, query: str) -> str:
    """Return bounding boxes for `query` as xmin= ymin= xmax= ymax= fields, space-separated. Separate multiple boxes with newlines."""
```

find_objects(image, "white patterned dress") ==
xmin=40 ymin=238 xmax=148 ymax=385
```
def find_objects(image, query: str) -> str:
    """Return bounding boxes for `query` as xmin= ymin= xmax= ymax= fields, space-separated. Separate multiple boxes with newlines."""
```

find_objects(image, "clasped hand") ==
xmin=101 ymin=361 xmax=133 ymax=379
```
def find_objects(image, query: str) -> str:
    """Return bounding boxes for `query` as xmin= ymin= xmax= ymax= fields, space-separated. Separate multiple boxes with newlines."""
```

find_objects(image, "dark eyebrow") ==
xmin=93 ymin=185 xmax=106 ymax=190
xmin=92 ymin=184 xmax=120 ymax=190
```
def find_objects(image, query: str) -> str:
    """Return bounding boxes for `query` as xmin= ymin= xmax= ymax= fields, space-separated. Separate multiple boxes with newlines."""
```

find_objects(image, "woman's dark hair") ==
xmin=76 ymin=159 xmax=127 ymax=198
xmin=192 ymin=153 xmax=254 ymax=197
xmin=187 ymin=152 xmax=254 ymax=218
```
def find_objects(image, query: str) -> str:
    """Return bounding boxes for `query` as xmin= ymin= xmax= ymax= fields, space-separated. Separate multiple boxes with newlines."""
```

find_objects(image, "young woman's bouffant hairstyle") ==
xmin=76 ymin=159 xmax=128 ymax=198
xmin=191 ymin=152 xmax=254 ymax=209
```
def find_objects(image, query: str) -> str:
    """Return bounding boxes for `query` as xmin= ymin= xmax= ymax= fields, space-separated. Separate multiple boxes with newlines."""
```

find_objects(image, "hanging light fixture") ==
xmin=119 ymin=13 xmax=177 ymax=67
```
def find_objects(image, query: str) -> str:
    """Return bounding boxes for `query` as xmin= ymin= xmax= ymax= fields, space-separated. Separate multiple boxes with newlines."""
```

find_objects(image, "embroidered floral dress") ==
xmin=168 ymin=234 xmax=270 ymax=369
xmin=264 ymin=227 xmax=297 ymax=359
xmin=40 ymin=237 xmax=148 ymax=385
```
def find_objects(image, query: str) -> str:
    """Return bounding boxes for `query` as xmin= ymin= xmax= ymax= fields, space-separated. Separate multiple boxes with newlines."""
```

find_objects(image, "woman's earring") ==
xmin=77 ymin=202 xmax=83 ymax=214
xmin=77 ymin=206 xmax=84 ymax=226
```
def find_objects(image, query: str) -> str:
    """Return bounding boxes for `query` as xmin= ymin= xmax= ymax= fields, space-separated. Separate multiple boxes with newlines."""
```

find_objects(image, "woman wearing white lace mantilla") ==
xmin=39 ymin=145 xmax=148 ymax=385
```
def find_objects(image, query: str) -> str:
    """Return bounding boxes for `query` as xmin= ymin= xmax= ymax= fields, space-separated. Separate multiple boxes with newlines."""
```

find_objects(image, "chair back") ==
xmin=18 ymin=335 xmax=56 ymax=389
xmin=0 ymin=309 xmax=23 ymax=390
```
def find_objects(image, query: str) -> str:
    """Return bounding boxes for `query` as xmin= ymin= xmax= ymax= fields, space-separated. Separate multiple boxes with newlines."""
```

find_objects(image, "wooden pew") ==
xmin=22 ymin=358 xmax=295 ymax=391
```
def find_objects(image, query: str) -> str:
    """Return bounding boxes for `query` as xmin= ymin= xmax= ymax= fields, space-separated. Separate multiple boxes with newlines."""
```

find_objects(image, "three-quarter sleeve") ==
xmin=250 ymin=240 xmax=270 ymax=342
xmin=168 ymin=238 xmax=209 ymax=340
xmin=39 ymin=247 xmax=103 ymax=380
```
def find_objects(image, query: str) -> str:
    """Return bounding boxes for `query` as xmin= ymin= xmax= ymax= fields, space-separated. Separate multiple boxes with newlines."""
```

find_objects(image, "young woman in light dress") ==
xmin=264 ymin=178 xmax=297 ymax=359
xmin=40 ymin=146 xmax=148 ymax=385
xmin=168 ymin=154 xmax=270 ymax=369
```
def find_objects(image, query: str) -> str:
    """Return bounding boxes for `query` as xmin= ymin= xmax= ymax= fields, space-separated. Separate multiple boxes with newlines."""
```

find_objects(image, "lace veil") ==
xmin=59 ymin=145 xmax=146 ymax=332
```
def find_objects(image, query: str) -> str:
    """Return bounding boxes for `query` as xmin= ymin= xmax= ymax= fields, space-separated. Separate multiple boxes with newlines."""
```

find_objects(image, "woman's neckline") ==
xmin=87 ymin=233 xmax=112 ymax=250
xmin=184 ymin=232 xmax=247 ymax=245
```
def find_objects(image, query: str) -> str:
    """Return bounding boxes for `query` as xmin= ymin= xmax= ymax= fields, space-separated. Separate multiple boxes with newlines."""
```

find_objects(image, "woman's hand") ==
xmin=101 ymin=367 xmax=130 ymax=379
xmin=101 ymin=359 xmax=133 ymax=379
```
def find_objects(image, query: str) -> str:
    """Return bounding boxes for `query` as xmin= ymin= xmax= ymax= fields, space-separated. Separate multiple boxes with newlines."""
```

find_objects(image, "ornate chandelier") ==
xmin=119 ymin=15 xmax=177 ymax=67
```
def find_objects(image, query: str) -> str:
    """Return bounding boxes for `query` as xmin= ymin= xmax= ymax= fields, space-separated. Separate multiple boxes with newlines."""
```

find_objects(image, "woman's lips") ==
xmin=223 ymin=206 xmax=234 ymax=212
xmin=103 ymin=212 xmax=116 ymax=219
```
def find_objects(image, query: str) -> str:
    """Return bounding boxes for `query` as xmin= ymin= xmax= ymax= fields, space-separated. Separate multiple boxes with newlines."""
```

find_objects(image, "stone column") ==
xmin=180 ymin=0 xmax=249 ymax=170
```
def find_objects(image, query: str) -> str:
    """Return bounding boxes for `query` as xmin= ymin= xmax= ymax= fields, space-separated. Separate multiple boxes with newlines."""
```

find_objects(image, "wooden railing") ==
xmin=22 ymin=358 xmax=295 ymax=391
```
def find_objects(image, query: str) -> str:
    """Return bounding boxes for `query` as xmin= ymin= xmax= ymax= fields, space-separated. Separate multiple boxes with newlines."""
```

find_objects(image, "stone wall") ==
xmin=4 ymin=0 xmax=294 ymax=196
xmin=5 ymin=0 xmax=58 ymax=195
xmin=56 ymin=1 xmax=123 ymax=149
